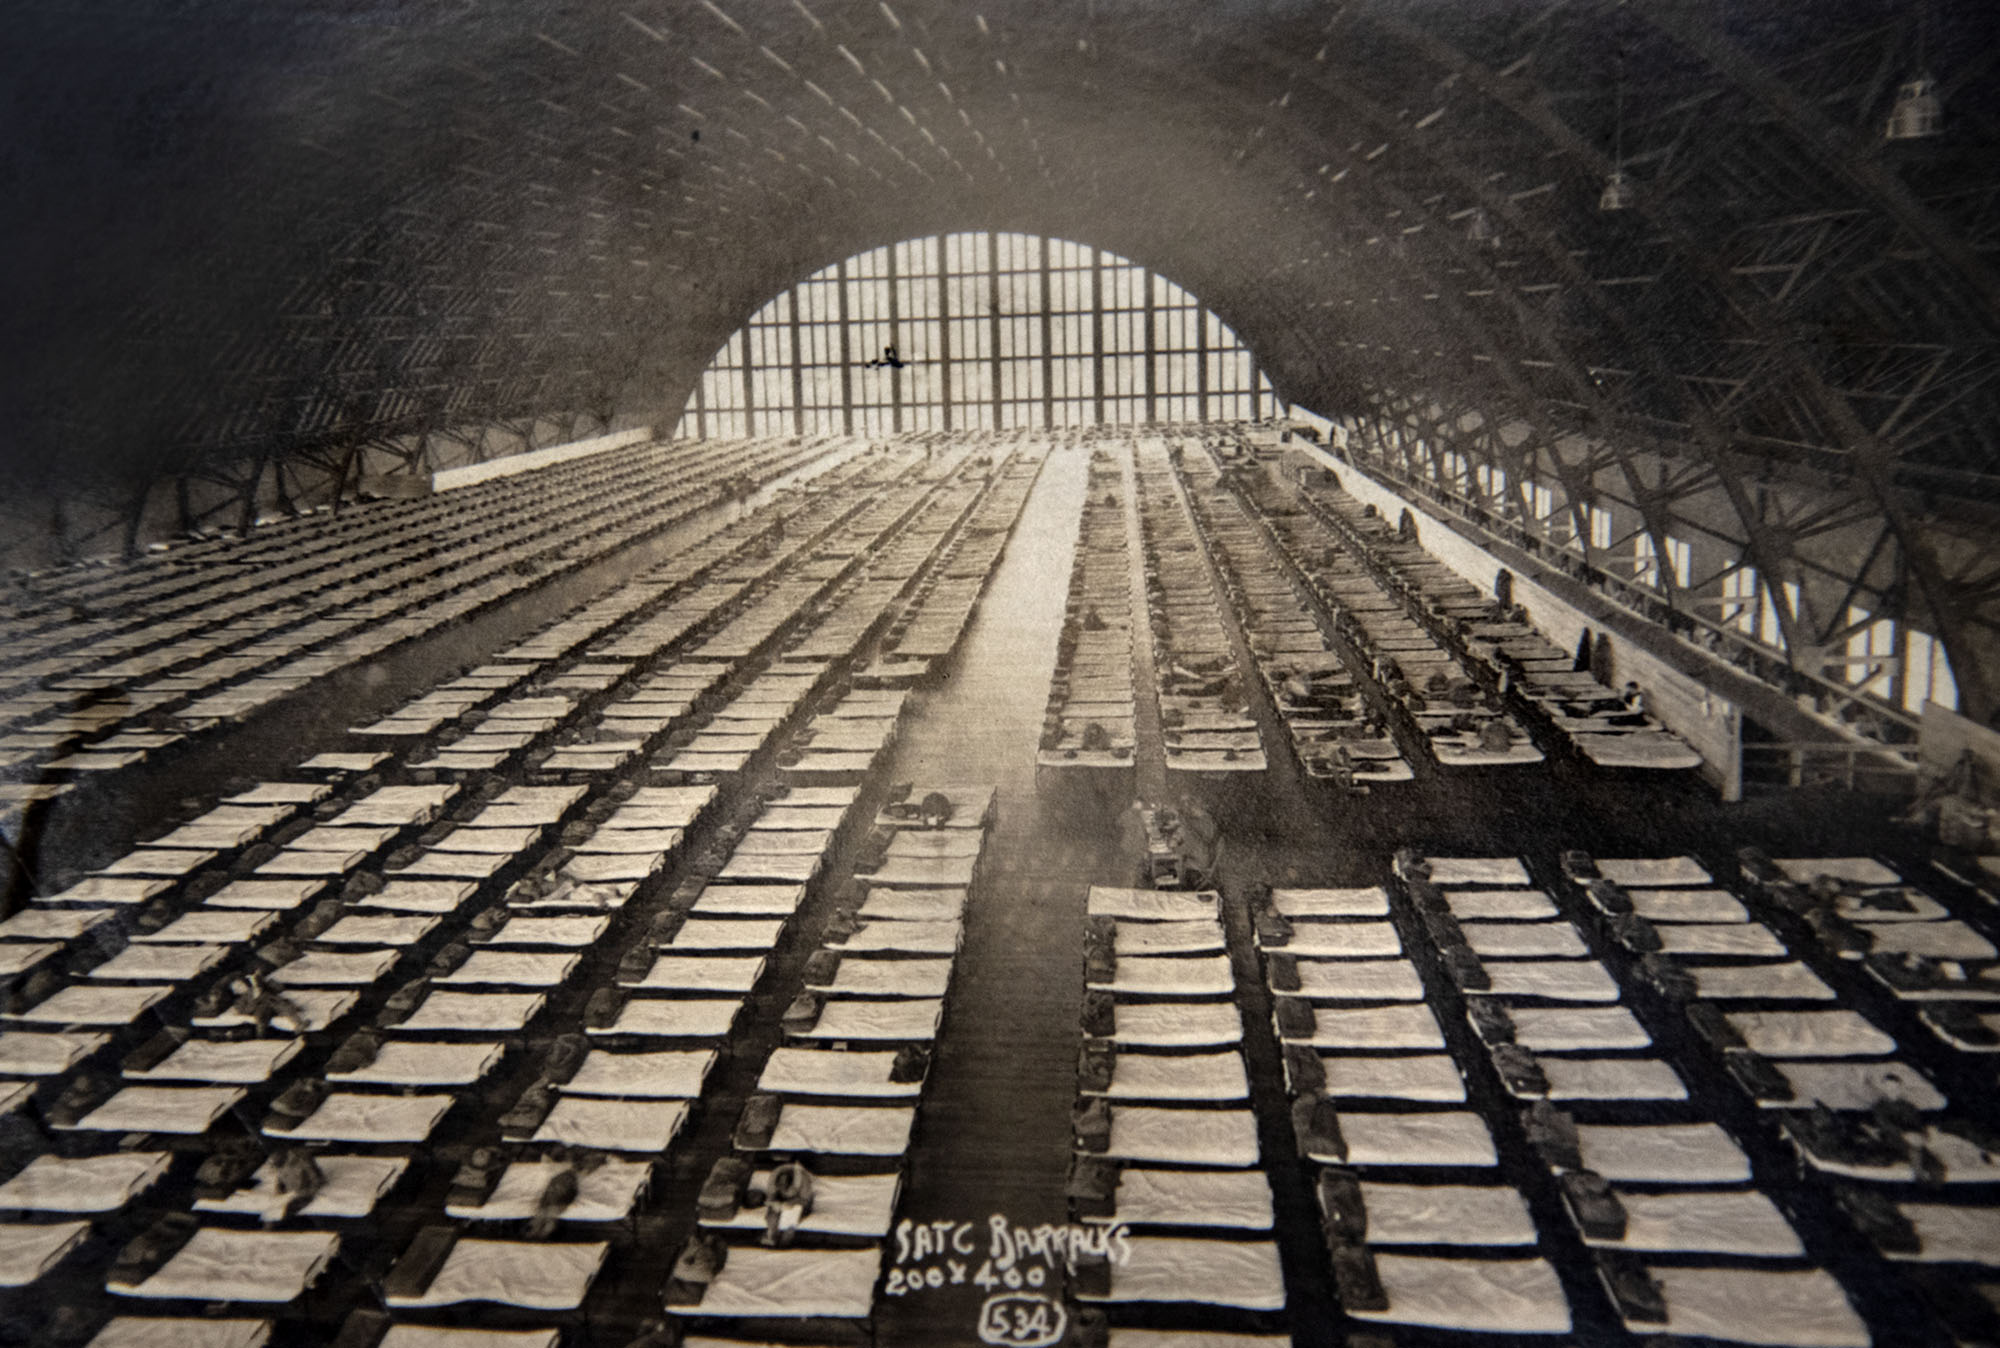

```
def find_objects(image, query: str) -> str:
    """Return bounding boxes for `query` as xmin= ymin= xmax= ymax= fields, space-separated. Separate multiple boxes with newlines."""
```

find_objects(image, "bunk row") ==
xmin=0 ymin=448 xmax=960 ymax=1336
xmin=866 ymin=450 xmax=1045 ymax=685
xmin=1239 ymin=469 xmax=1542 ymax=772
xmin=1176 ymin=452 xmax=1413 ymax=791
xmin=0 ymin=438 xmax=832 ymax=783
xmin=1038 ymin=452 xmax=1137 ymax=780
xmin=1131 ymin=439 xmax=1266 ymax=778
xmin=664 ymin=784 xmax=996 ymax=1339
xmin=1068 ymin=882 xmax=1286 ymax=1340
xmin=1295 ymin=476 xmax=1702 ymax=773
xmin=0 ymin=444 xmax=1035 ymax=1341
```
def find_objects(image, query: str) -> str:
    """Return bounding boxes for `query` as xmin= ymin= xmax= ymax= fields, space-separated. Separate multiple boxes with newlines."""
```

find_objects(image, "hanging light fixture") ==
xmin=1466 ymin=208 xmax=1499 ymax=247
xmin=1886 ymin=0 xmax=1944 ymax=140
xmin=1885 ymin=75 xmax=1943 ymax=140
xmin=1600 ymin=52 xmax=1635 ymax=211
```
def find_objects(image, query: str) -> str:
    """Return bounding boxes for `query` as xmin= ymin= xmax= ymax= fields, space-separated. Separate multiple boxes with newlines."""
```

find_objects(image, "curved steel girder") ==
xmin=1360 ymin=2 xmax=1994 ymax=718
xmin=1639 ymin=3 xmax=2000 ymax=324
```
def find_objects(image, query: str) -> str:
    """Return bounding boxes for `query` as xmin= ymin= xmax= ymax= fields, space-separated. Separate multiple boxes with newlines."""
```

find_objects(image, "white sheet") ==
xmin=85 ymin=944 xmax=228 ymax=982
xmin=1108 ymin=1002 xmax=1242 ymax=1046
xmin=195 ymin=1155 xmax=407 ymax=1221
xmin=663 ymin=919 xmax=785 ymax=951
xmin=1352 ymin=1254 xmax=1570 ymax=1332
xmin=0 ymin=1219 xmax=87 ymax=1286
xmin=69 ymin=1084 xmax=244 ymax=1134
xmin=270 ymin=948 xmax=401 ymax=987
xmin=398 ymin=991 xmax=544 ymax=1034
xmin=1768 ymin=1060 xmax=1945 ymax=1112
xmin=1356 ymin=1182 xmax=1537 ymax=1245
xmin=1446 ymin=890 xmax=1559 ymax=921
xmin=767 ymin=1103 xmax=914 ymax=1155
xmin=205 ymin=879 xmax=325 ymax=911
xmin=834 ymin=919 xmax=960 ymax=953
xmin=1103 ymin=1107 xmax=1260 ymax=1167
xmin=86 ymin=1320 xmax=270 ymax=1348
xmin=1640 ymin=1266 xmax=1868 ymax=1346
xmin=1333 ymin=1112 xmax=1496 ymax=1167
xmin=449 ymin=1158 xmax=651 ymax=1222
xmin=1094 ymin=1051 xmax=1248 ymax=1101
xmin=1538 ymin=1058 xmax=1687 ymax=1101
xmin=1724 ymin=1010 xmax=1895 ymax=1059
xmin=1485 ymin=961 xmax=1621 ymax=1002
xmin=1094 ymin=955 xmax=1235 ymax=995
xmin=1574 ymin=1123 xmax=1751 ymax=1182
xmin=857 ymin=888 xmax=965 ymax=921
xmin=1657 ymin=924 xmax=1787 ymax=958
xmin=1891 ymin=1203 xmax=2000 ymax=1265
xmin=1584 ymin=1189 xmax=1802 ymax=1256
xmin=563 ymin=1048 xmax=717 ymax=1098
xmin=330 ymin=1040 xmax=503 ymax=1087
xmin=1630 ymin=889 xmax=1750 ymax=924
xmin=390 ymin=1238 xmax=607 ymax=1310
xmin=128 ymin=1038 xmax=300 ymax=1083
xmin=534 ymin=1098 xmax=689 ymax=1152
xmin=316 ymin=914 xmax=439 ymax=946
xmin=1089 ymin=888 xmax=1220 ymax=921
xmin=0 ymin=907 xmax=117 ymax=940
xmin=435 ymin=951 xmax=579 ymax=987
xmin=1271 ymin=887 xmax=1389 ymax=918
xmin=0 ymin=1152 xmax=167 ymax=1212
xmin=354 ymin=880 xmax=478 ymax=914
xmin=1689 ymin=963 xmax=1836 ymax=1002
xmin=192 ymin=988 xmax=355 ymax=1033
xmin=596 ymin=997 xmax=741 ymax=1038
xmin=706 ymin=1170 xmax=900 ymax=1237
xmin=274 ymin=1092 xmax=454 ymax=1143
xmin=796 ymin=998 xmax=943 ymax=1042
xmin=1276 ymin=922 xmax=1402 ymax=958
xmin=1082 ymin=1237 xmax=1284 ymax=1310
xmin=1774 ymin=857 xmax=1899 ymax=886
xmin=1283 ymin=1004 xmax=1443 ymax=1050
xmin=627 ymin=956 xmax=765 ymax=993
xmin=0 ymin=1029 xmax=106 ymax=1075
xmin=758 ymin=1047 xmax=920 ymax=1098
xmin=1425 ymin=857 xmax=1531 ymax=887
xmin=6 ymin=983 xmax=171 ymax=1027
xmin=1115 ymin=920 xmax=1225 ymax=955
xmin=1595 ymin=857 xmax=1711 ymax=887
xmin=1288 ymin=959 xmax=1424 ymax=1002
xmin=483 ymin=915 xmax=610 ymax=947
xmin=689 ymin=885 xmax=805 ymax=916
xmin=117 ymin=1229 xmax=339 ymax=1303
xmin=812 ymin=958 xmax=952 ymax=999
xmin=1107 ymin=1168 xmax=1273 ymax=1230
xmin=678 ymin=1245 xmax=881 ymax=1319
xmin=1464 ymin=923 xmax=1588 ymax=959
xmin=1505 ymin=1006 xmax=1652 ymax=1051
xmin=1317 ymin=1054 xmax=1466 ymax=1102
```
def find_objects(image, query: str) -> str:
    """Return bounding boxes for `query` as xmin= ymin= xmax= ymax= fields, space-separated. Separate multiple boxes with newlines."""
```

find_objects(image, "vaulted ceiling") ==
xmin=6 ymin=0 xmax=1996 ymax=521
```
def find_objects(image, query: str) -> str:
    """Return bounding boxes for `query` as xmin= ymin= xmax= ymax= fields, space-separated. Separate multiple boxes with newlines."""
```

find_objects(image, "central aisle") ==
xmin=874 ymin=444 xmax=1126 ymax=1346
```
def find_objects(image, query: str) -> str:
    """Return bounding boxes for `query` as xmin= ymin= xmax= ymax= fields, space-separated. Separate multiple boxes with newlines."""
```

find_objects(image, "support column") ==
xmin=1091 ymin=247 xmax=1106 ymax=425
xmin=788 ymin=286 xmax=806 ymax=437
xmin=837 ymin=259 xmax=854 ymax=437
xmin=1143 ymin=270 xmax=1157 ymax=425
xmin=938 ymin=234 xmax=953 ymax=433
xmin=1040 ymin=234 xmax=1055 ymax=430
xmin=988 ymin=232 xmax=1004 ymax=430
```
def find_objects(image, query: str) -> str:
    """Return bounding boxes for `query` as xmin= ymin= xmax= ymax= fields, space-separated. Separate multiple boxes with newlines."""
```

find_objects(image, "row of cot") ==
xmin=1296 ymin=477 xmax=1702 ymax=772
xmin=1039 ymin=452 xmax=1138 ymax=776
xmin=1130 ymin=439 xmax=1266 ymax=778
xmin=1240 ymin=465 xmax=1543 ymax=771
xmin=1067 ymin=882 xmax=1286 ymax=1342
xmin=1176 ymin=451 xmax=1414 ymax=790
xmin=663 ymin=783 xmax=997 ymax=1340
xmin=0 ymin=445 xmax=1035 ymax=1341
xmin=1256 ymin=851 xmax=1887 ymax=1344
xmin=861 ymin=451 xmax=1046 ymax=686
xmin=0 ymin=437 xmax=828 ymax=791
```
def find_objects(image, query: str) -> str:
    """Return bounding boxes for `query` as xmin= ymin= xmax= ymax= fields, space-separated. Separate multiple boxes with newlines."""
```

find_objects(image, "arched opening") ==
xmin=675 ymin=232 xmax=1285 ymax=438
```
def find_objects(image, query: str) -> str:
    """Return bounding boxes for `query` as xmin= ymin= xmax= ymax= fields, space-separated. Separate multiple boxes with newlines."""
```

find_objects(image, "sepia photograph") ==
xmin=1 ymin=0 xmax=1997 ymax=1344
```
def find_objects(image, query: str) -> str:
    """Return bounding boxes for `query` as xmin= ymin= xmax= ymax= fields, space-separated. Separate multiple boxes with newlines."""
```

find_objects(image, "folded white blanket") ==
xmin=563 ymin=1048 xmax=717 ymax=1098
xmin=1317 ymin=1054 xmax=1466 ymax=1103
xmin=1108 ymin=1167 xmax=1273 ymax=1230
xmin=596 ymin=997 xmax=741 ymax=1038
xmin=330 ymin=1040 xmax=503 ymax=1087
xmin=1333 ymin=1112 xmax=1496 ymax=1167
xmin=117 ymin=1229 xmax=339 ymax=1303
xmin=1108 ymin=1002 xmax=1242 ymax=1046
xmin=1351 ymin=1254 xmax=1569 ymax=1332
xmin=534 ymin=1098 xmax=689 ymax=1152
xmin=276 ymin=1092 xmax=454 ymax=1143
xmin=1083 ymin=1236 xmax=1285 ymax=1310
xmin=1595 ymin=856 xmax=1711 ymax=887
xmin=768 ymin=1103 xmax=915 ymax=1155
xmin=757 ymin=1047 xmax=920 ymax=1098
xmin=1356 ymin=1182 xmax=1537 ymax=1245
xmin=0 ymin=1152 xmax=168 ymax=1212
xmin=1640 ymin=1266 xmax=1868 ymax=1346
xmin=705 ymin=1170 xmax=901 ymax=1237
xmin=71 ymin=1085 xmax=245 ymax=1134
xmin=450 ymin=1158 xmax=651 ymax=1222
xmin=677 ymin=1245 xmax=881 ymax=1319
xmin=399 ymin=991 xmax=545 ymax=1034
xmin=1582 ymin=1189 xmax=1801 ymax=1256
xmin=1446 ymin=890 xmax=1558 ymax=921
xmin=797 ymin=998 xmax=943 ymax=1042
xmin=0 ymin=1220 xmax=87 ymax=1286
xmin=1271 ymin=887 xmax=1389 ymax=918
xmin=390 ymin=1238 xmax=608 ymax=1310
xmin=1574 ymin=1123 xmax=1751 ymax=1183
xmin=1425 ymin=857 xmax=1531 ymax=887
xmin=196 ymin=1155 xmax=407 ymax=1221
xmin=128 ymin=1038 xmax=301 ymax=1083
xmin=1104 ymin=1106 xmax=1260 ymax=1167
xmin=628 ymin=956 xmax=765 ymax=993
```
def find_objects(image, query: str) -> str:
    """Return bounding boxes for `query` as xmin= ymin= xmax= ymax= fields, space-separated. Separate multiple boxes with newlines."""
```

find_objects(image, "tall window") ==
xmin=1845 ymin=605 xmax=1897 ymax=699
xmin=1904 ymin=631 xmax=1958 ymax=713
xmin=676 ymin=231 xmax=1279 ymax=437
